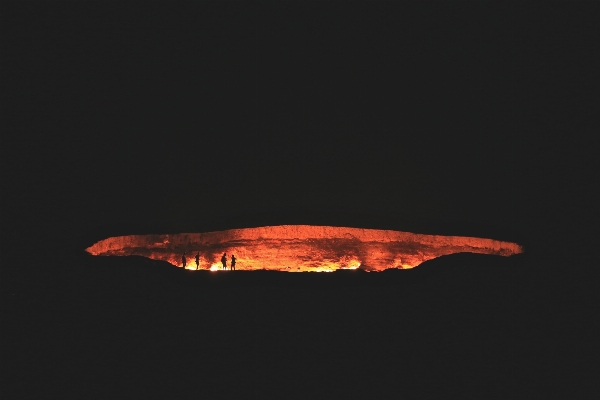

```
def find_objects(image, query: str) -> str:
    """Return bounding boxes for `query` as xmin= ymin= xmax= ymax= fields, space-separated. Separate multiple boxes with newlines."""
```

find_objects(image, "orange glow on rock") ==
xmin=85 ymin=225 xmax=523 ymax=272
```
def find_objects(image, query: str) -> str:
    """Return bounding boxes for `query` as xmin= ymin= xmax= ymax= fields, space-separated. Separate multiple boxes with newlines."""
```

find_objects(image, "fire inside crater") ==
xmin=85 ymin=225 xmax=523 ymax=272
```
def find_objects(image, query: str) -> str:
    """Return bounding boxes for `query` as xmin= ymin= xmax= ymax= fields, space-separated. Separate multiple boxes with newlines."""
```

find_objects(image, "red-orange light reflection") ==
xmin=85 ymin=225 xmax=523 ymax=272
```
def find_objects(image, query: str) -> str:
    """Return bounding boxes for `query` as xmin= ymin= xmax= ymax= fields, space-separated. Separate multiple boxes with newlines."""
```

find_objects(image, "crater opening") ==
xmin=85 ymin=225 xmax=523 ymax=272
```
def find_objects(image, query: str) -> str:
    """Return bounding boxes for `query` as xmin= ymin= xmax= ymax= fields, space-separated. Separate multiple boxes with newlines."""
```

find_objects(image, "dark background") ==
xmin=2 ymin=1 xmax=598 ymax=398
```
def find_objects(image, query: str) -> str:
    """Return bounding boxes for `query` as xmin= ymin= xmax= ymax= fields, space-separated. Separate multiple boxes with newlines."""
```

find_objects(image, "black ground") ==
xmin=2 ymin=224 xmax=597 ymax=398
xmin=2 ymin=2 xmax=598 ymax=398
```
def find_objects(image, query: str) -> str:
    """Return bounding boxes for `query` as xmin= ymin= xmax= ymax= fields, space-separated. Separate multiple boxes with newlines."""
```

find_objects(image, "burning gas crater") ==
xmin=86 ymin=225 xmax=523 ymax=272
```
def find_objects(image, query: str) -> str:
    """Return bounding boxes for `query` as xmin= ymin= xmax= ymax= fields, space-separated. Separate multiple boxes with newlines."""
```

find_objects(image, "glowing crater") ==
xmin=85 ymin=225 xmax=523 ymax=272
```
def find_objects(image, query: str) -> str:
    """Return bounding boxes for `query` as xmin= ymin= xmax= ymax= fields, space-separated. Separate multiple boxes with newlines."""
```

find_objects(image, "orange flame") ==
xmin=86 ymin=225 xmax=523 ymax=272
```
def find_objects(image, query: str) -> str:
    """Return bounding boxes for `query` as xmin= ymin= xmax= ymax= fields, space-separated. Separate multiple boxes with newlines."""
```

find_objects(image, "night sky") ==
xmin=2 ymin=1 xmax=598 ymax=398
xmin=3 ymin=1 xmax=595 ymax=246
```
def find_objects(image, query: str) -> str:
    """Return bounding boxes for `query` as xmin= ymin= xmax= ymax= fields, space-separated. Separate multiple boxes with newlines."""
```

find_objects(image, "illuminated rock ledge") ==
xmin=86 ymin=225 xmax=523 ymax=272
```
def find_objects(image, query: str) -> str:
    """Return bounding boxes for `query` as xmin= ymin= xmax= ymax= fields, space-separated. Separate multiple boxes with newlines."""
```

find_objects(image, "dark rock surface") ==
xmin=3 ymin=246 xmax=594 ymax=399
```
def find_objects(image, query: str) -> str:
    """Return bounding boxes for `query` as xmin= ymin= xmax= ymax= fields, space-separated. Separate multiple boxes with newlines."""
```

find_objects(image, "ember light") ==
xmin=86 ymin=225 xmax=523 ymax=272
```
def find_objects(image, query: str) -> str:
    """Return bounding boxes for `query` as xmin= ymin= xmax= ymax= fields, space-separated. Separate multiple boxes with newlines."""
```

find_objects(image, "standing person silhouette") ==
xmin=221 ymin=253 xmax=227 ymax=270
xmin=195 ymin=252 xmax=200 ymax=270
xmin=231 ymin=254 xmax=236 ymax=271
xmin=182 ymin=252 xmax=187 ymax=269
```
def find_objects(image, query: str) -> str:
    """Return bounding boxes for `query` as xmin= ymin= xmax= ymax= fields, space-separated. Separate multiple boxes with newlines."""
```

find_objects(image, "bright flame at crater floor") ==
xmin=85 ymin=225 xmax=523 ymax=272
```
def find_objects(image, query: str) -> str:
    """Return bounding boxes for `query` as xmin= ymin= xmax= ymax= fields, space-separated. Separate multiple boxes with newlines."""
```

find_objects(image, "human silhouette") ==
xmin=221 ymin=253 xmax=227 ymax=270
xmin=195 ymin=252 xmax=200 ymax=270
xmin=231 ymin=254 xmax=236 ymax=271
xmin=182 ymin=252 xmax=187 ymax=269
